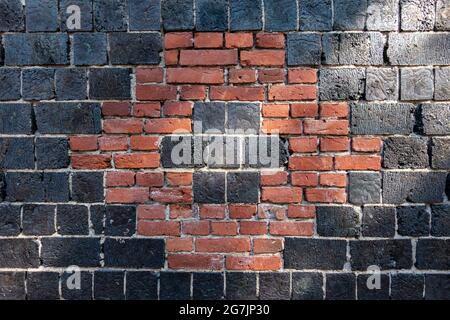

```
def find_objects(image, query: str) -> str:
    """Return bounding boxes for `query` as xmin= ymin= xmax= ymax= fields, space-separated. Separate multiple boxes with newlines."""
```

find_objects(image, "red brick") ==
xmin=180 ymin=49 xmax=237 ymax=66
xmin=210 ymin=86 xmax=265 ymax=101
xmin=225 ymin=32 xmax=253 ymax=48
xmin=164 ymin=101 xmax=193 ymax=116
xmin=150 ymin=187 xmax=192 ymax=203
xmin=103 ymin=119 xmax=142 ymax=134
xmin=291 ymin=172 xmax=318 ymax=186
xmin=136 ymin=84 xmax=177 ymax=101
xmin=229 ymin=204 xmax=257 ymax=219
xmin=114 ymin=153 xmax=160 ymax=169
xmin=261 ymin=187 xmax=302 ymax=203
xmin=183 ymin=221 xmax=209 ymax=235
xmin=211 ymin=221 xmax=238 ymax=236
xmin=320 ymin=173 xmax=347 ymax=187
xmin=229 ymin=69 xmax=257 ymax=84
xmin=289 ymin=137 xmax=317 ymax=153
xmin=168 ymin=254 xmax=223 ymax=270
xmin=102 ymin=102 xmax=130 ymax=116
xmin=258 ymin=68 xmax=285 ymax=83
xmin=199 ymin=205 xmax=226 ymax=219
xmin=240 ymin=50 xmax=285 ymax=67
xmin=288 ymin=205 xmax=316 ymax=218
xmin=196 ymin=238 xmax=251 ymax=253
xmin=71 ymin=154 xmax=111 ymax=169
xmin=262 ymin=104 xmax=289 ymax=117
xmin=256 ymin=33 xmax=285 ymax=48
xmin=166 ymin=238 xmax=193 ymax=252
xmin=320 ymin=102 xmax=349 ymax=118
xmin=288 ymin=68 xmax=318 ymax=84
xmin=69 ymin=136 xmax=98 ymax=151
xmin=335 ymin=155 xmax=381 ymax=170
xmin=239 ymin=221 xmax=267 ymax=235
xmin=262 ymin=119 xmax=302 ymax=134
xmin=290 ymin=103 xmax=319 ymax=117
xmin=305 ymin=188 xmax=347 ymax=203
xmin=138 ymin=221 xmax=180 ymax=236
xmin=289 ymin=156 xmax=333 ymax=171
xmin=165 ymin=32 xmax=193 ymax=49
xmin=137 ymin=204 xmax=166 ymax=220
xmin=268 ymin=85 xmax=317 ymax=101
xmin=130 ymin=136 xmax=159 ymax=151
xmin=136 ymin=172 xmax=164 ymax=187
xmin=144 ymin=118 xmax=192 ymax=134
xmin=106 ymin=188 xmax=148 ymax=204
xmin=303 ymin=120 xmax=349 ymax=135
xmin=106 ymin=171 xmax=135 ymax=187
xmin=258 ymin=205 xmax=286 ymax=220
xmin=136 ymin=67 xmax=164 ymax=83
xmin=261 ymin=171 xmax=288 ymax=186
xmin=165 ymin=50 xmax=178 ymax=65
xmin=166 ymin=67 xmax=224 ymax=84
xmin=270 ymin=221 xmax=314 ymax=236
xmin=169 ymin=205 xmax=193 ymax=219
xmin=352 ymin=137 xmax=382 ymax=152
xmin=320 ymin=137 xmax=350 ymax=151
xmin=179 ymin=85 xmax=207 ymax=100
xmin=194 ymin=32 xmax=223 ymax=48
xmin=133 ymin=103 xmax=161 ymax=118
xmin=98 ymin=136 xmax=127 ymax=151
xmin=226 ymin=256 xmax=282 ymax=271
xmin=166 ymin=172 xmax=193 ymax=186
xmin=253 ymin=238 xmax=283 ymax=254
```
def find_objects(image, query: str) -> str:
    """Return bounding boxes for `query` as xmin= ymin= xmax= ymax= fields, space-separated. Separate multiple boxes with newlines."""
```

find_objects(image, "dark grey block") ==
xmin=230 ymin=0 xmax=262 ymax=31
xmin=94 ymin=271 xmax=125 ymax=300
xmin=73 ymin=33 xmax=108 ymax=66
xmin=348 ymin=172 xmax=381 ymax=204
xmin=55 ymin=68 xmax=87 ymax=100
xmin=397 ymin=205 xmax=430 ymax=237
xmin=27 ymin=272 xmax=60 ymax=300
xmin=326 ymin=273 xmax=356 ymax=300
xmin=89 ymin=68 xmax=131 ymax=100
xmin=22 ymin=68 xmax=55 ymax=100
xmin=259 ymin=273 xmax=290 ymax=300
xmin=227 ymin=103 xmax=260 ymax=133
xmin=93 ymin=0 xmax=127 ymax=31
xmin=162 ymin=0 xmax=194 ymax=31
xmin=109 ymin=33 xmax=162 ymax=65
xmin=357 ymin=274 xmax=389 ymax=300
xmin=0 ymin=68 xmax=21 ymax=100
xmin=431 ymin=204 xmax=450 ymax=236
xmin=193 ymin=172 xmax=225 ymax=203
xmin=264 ymin=0 xmax=297 ymax=31
xmin=391 ymin=273 xmax=424 ymax=300
xmin=287 ymin=33 xmax=322 ymax=66
xmin=126 ymin=271 xmax=158 ymax=300
xmin=0 ymin=104 xmax=32 ymax=134
xmin=299 ymin=0 xmax=332 ymax=31
xmin=0 ymin=0 xmax=24 ymax=31
xmin=362 ymin=206 xmax=396 ymax=237
xmin=0 ymin=204 xmax=21 ymax=236
xmin=22 ymin=205 xmax=55 ymax=236
xmin=36 ymin=138 xmax=69 ymax=169
xmin=193 ymin=272 xmax=224 ymax=300
xmin=422 ymin=104 xmax=450 ymax=135
xmin=333 ymin=0 xmax=367 ymax=30
xmin=160 ymin=272 xmax=191 ymax=300
xmin=195 ymin=0 xmax=228 ymax=31
xmin=0 ymin=137 xmax=34 ymax=169
xmin=292 ymin=272 xmax=324 ymax=300
xmin=26 ymin=0 xmax=58 ymax=32
xmin=57 ymin=205 xmax=89 ymax=235
xmin=319 ymin=68 xmax=365 ymax=100
xmin=128 ymin=0 xmax=161 ymax=31
xmin=416 ymin=239 xmax=450 ymax=270
xmin=227 ymin=172 xmax=260 ymax=203
xmin=71 ymin=172 xmax=104 ymax=203
xmin=0 ymin=272 xmax=26 ymax=300
xmin=0 ymin=239 xmax=40 ymax=268
xmin=104 ymin=238 xmax=165 ymax=268
xmin=41 ymin=237 xmax=101 ymax=267
xmin=316 ymin=206 xmax=360 ymax=237
xmin=193 ymin=102 xmax=226 ymax=133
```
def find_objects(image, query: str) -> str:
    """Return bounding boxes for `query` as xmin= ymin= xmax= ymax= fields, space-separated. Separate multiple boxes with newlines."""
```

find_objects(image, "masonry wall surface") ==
xmin=0 ymin=0 xmax=449 ymax=300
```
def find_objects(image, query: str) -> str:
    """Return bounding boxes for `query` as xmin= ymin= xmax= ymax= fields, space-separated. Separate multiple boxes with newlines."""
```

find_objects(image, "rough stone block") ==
xmin=391 ymin=273 xmax=424 ymax=300
xmin=0 ymin=0 xmax=24 ymax=31
xmin=291 ymin=272 xmax=324 ymax=300
xmin=421 ymin=103 xmax=450 ymax=135
xmin=36 ymin=138 xmax=69 ymax=169
xmin=383 ymin=137 xmax=429 ymax=169
xmin=162 ymin=0 xmax=194 ymax=31
xmin=436 ymin=0 xmax=450 ymax=30
xmin=0 ymin=239 xmax=39 ymax=268
xmin=299 ymin=0 xmax=332 ymax=31
xmin=397 ymin=205 xmax=430 ymax=237
xmin=89 ymin=68 xmax=131 ymax=100
xmin=0 ymin=138 xmax=34 ymax=169
xmin=193 ymin=102 xmax=226 ymax=133
xmin=27 ymin=272 xmax=60 ymax=300
xmin=26 ymin=0 xmax=58 ymax=32
xmin=93 ymin=0 xmax=127 ymax=31
xmin=350 ymin=240 xmax=412 ymax=270
xmin=287 ymin=33 xmax=322 ymax=66
xmin=0 ymin=204 xmax=21 ymax=236
xmin=230 ymin=0 xmax=262 ymax=31
xmin=193 ymin=172 xmax=225 ymax=203
xmin=319 ymin=68 xmax=365 ymax=100
xmin=316 ymin=206 xmax=360 ymax=237
xmin=366 ymin=0 xmax=399 ymax=31
xmin=61 ymin=271 xmax=92 ymax=300
xmin=94 ymin=271 xmax=124 ymax=300
xmin=366 ymin=67 xmax=398 ymax=101
xmin=0 ymin=272 xmax=26 ymax=300
xmin=435 ymin=67 xmax=450 ymax=100
xmin=196 ymin=0 xmax=228 ymax=31
xmin=71 ymin=172 xmax=104 ymax=203
xmin=400 ymin=68 xmax=434 ymax=101
xmin=55 ymin=68 xmax=87 ymax=100
xmin=41 ymin=237 xmax=100 ymax=267
xmin=226 ymin=272 xmax=257 ymax=300
xmin=227 ymin=103 xmax=260 ymax=133
xmin=109 ymin=33 xmax=162 ymax=65
xmin=326 ymin=273 xmax=356 ymax=300
xmin=416 ymin=239 xmax=450 ymax=270
xmin=425 ymin=274 xmax=450 ymax=300
xmin=22 ymin=68 xmax=55 ymax=100
xmin=0 ymin=68 xmax=21 ymax=101
xmin=126 ymin=271 xmax=158 ymax=300
xmin=0 ymin=104 xmax=32 ymax=134
xmin=193 ymin=273 xmax=224 ymax=300
xmin=259 ymin=273 xmax=290 ymax=300
xmin=264 ymin=0 xmax=297 ymax=31
xmin=57 ymin=205 xmax=89 ymax=235
xmin=104 ymin=238 xmax=165 ymax=268
xmin=357 ymin=274 xmax=389 ymax=300
xmin=362 ymin=206 xmax=396 ymax=237
xmin=73 ymin=33 xmax=108 ymax=66
xmin=160 ymin=272 xmax=191 ymax=300
xmin=333 ymin=0 xmax=367 ymax=30
xmin=431 ymin=204 xmax=450 ymax=237
xmin=401 ymin=0 xmax=435 ymax=31
xmin=128 ymin=0 xmax=160 ymax=31
xmin=22 ymin=205 xmax=55 ymax=236
xmin=227 ymin=172 xmax=260 ymax=203
xmin=348 ymin=172 xmax=381 ymax=204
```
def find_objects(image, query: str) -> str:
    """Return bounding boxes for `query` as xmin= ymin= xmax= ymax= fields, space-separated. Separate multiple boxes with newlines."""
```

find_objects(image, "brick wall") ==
xmin=0 ymin=0 xmax=449 ymax=300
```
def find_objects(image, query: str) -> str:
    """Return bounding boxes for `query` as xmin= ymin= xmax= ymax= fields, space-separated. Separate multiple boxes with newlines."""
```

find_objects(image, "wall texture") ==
xmin=0 ymin=0 xmax=449 ymax=300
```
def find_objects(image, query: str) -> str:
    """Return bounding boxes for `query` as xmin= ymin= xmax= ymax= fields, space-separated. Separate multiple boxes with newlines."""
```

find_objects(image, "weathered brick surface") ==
xmin=0 ymin=0 xmax=448 ymax=301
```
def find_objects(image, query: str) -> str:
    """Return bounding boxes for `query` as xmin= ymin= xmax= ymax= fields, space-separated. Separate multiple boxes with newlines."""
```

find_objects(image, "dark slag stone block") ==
xmin=0 ymin=138 xmax=34 ymax=169
xmin=397 ymin=205 xmax=430 ymax=237
xmin=109 ymin=33 xmax=162 ymax=65
xmin=22 ymin=68 xmax=55 ymax=100
xmin=41 ymin=237 xmax=101 ymax=267
xmin=193 ymin=272 xmax=224 ymax=300
xmin=160 ymin=272 xmax=191 ymax=300
xmin=333 ymin=0 xmax=367 ymax=30
xmin=316 ymin=206 xmax=360 ymax=237
xmin=0 ymin=239 xmax=40 ymax=268
xmin=259 ymin=273 xmax=291 ymax=300
xmin=391 ymin=273 xmax=424 ymax=300
xmin=93 ymin=0 xmax=127 ymax=31
xmin=287 ymin=33 xmax=322 ymax=66
xmin=416 ymin=239 xmax=450 ymax=270
xmin=55 ymin=68 xmax=87 ymax=100
xmin=0 ymin=204 xmax=21 ymax=236
xmin=299 ymin=0 xmax=332 ymax=31
xmin=227 ymin=103 xmax=260 ymax=133
xmin=71 ymin=172 xmax=104 ymax=203
xmin=22 ymin=205 xmax=55 ymax=236
xmin=36 ymin=138 xmax=69 ymax=169
xmin=73 ymin=33 xmax=108 ymax=66
xmin=264 ymin=0 xmax=297 ymax=31
xmin=425 ymin=274 xmax=450 ymax=300
xmin=226 ymin=272 xmax=257 ymax=300
xmin=230 ymin=0 xmax=262 ymax=31
xmin=357 ymin=274 xmax=389 ymax=300
xmin=27 ymin=272 xmax=60 ymax=300
xmin=227 ymin=172 xmax=260 ymax=203
xmin=292 ymin=272 xmax=324 ymax=300
xmin=326 ymin=273 xmax=356 ymax=300
xmin=193 ymin=172 xmax=225 ymax=203
xmin=162 ymin=0 xmax=194 ymax=31
xmin=104 ymin=205 xmax=136 ymax=236
xmin=94 ymin=271 xmax=125 ymax=300
xmin=348 ymin=172 xmax=381 ymax=204
xmin=128 ymin=0 xmax=161 ymax=31
xmin=103 ymin=238 xmax=165 ymax=268
xmin=431 ymin=204 xmax=450 ymax=236
xmin=361 ymin=206 xmax=396 ymax=237
xmin=0 ymin=272 xmax=26 ymax=300
xmin=0 ymin=68 xmax=21 ymax=100
xmin=196 ymin=0 xmax=228 ymax=31
xmin=26 ymin=0 xmax=58 ymax=32
xmin=350 ymin=240 xmax=412 ymax=270
xmin=0 ymin=0 xmax=24 ymax=31
xmin=126 ymin=271 xmax=158 ymax=300
xmin=383 ymin=137 xmax=429 ymax=169
xmin=194 ymin=102 xmax=226 ymax=133
xmin=89 ymin=68 xmax=131 ymax=100
xmin=57 ymin=205 xmax=89 ymax=235
xmin=0 ymin=104 xmax=33 ymax=134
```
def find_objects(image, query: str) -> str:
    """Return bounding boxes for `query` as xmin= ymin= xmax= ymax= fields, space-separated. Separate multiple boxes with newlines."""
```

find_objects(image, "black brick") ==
xmin=227 ymin=103 xmax=260 ymax=133
xmin=193 ymin=102 xmax=226 ymax=133
xmin=26 ymin=0 xmax=58 ymax=32
xmin=264 ymin=0 xmax=297 ymax=31
xmin=36 ymin=137 xmax=69 ymax=169
xmin=61 ymin=271 xmax=93 ymax=300
xmin=27 ymin=272 xmax=59 ymax=300
xmin=425 ymin=274 xmax=450 ymax=300
xmin=128 ymin=0 xmax=161 ymax=31
xmin=226 ymin=272 xmax=257 ymax=300
xmin=230 ymin=0 xmax=262 ymax=31
xmin=22 ymin=68 xmax=55 ymax=100
xmin=284 ymin=238 xmax=347 ymax=270
xmin=41 ymin=237 xmax=101 ymax=267
xmin=71 ymin=172 xmax=104 ymax=203
xmin=60 ymin=0 xmax=93 ymax=31
xmin=292 ymin=272 xmax=324 ymax=300
xmin=244 ymin=136 xmax=289 ymax=168
xmin=4 ymin=33 xmax=68 ymax=66
xmin=326 ymin=273 xmax=356 ymax=300
xmin=160 ymin=272 xmax=191 ymax=300
xmin=90 ymin=206 xmax=104 ymax=234
xmin=0 ymin=68 xmax=21 ymax=100
xmin=89 ymin=68 xmax=131 ymax=100
xmin=104 ymin=238 xmax=165 ymax=269
xmin=204 ymin=136 xmax=242 ymax=169
xmin=90 ymin=205 xmax=136 ymax=236
xmin=391 ymin=273 xmax=424 ymax=300
xmin=73 ymin=33 xmax=108 ymax=66
xmin=55 ymin=68 xmax=87 ymax=100
xmin=357 ymin=274 xmax=389 ymax=300
xmin=397 ymin=205 xmax=430 ymax=237
xmin=5 ymin=172 xmax=69 ymax=202
xmin=193 ymin=172 xmax=225 ymax=203
xmin=160 ymin=135 xmax=198 ymax=168
xmin=93 ymin=0 xmax=127 ymax=31
xmin=0 ymin=239 xmax=39 ymax=268
xmin=193 ymin=272 xmax=224 ymax=300
xmin=57 ymin=205 xmax=89 ymax=235
xmin=416 ymin=239 xmax=450 ymax=270
xmin=0 ymin=104 xmax=32 ymax=134
xmin=259 ymin=273 xmax=291 ymax=300
xmin=94 ymin=271 xmax=125 ymax=300
xmin=0 ymin=137 xmax=34 ymax=169
xmin=35 ymin=102 xmax=101 ymax=134
xmin=431 ymin=204 xmax=450 ymax=237
xmin=22 ymin=205 xmax=55 ymax=236
xmin=0 ymin=0 xmax=24 ymax=31
xmin=0 ymin=272 xmax=26 ymax=300
xmin=227 ymin=172 xmax=260 ymax=203
xmin=126 ymin=271 xmax=158 ymax=300
xmin=196 ymin=0 xmax=228 ymax=31
xmin=109 ymin=33 xmax=162 ymax=65
xmin=383 ymin=137 xmax=429 ymax=169
xmin=162 ymin=0 xmax=194 ymax=31
xmin=317 ymin=206 xmax=360 ymax=237
xmin=350 ymin=240 xmax=412 ymax=271
xmin=0 ymin=204 xmax=20 ymax=236
xmin=361 ymin=206 xmax=396 ymax=237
